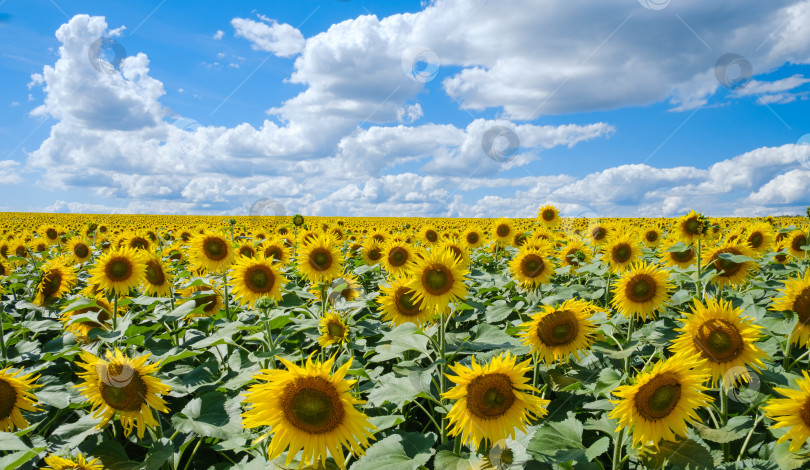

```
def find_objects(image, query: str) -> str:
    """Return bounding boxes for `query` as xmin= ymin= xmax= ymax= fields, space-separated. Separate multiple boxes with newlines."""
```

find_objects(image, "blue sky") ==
xmin=1 ymin=0 xmax=809 ymax=217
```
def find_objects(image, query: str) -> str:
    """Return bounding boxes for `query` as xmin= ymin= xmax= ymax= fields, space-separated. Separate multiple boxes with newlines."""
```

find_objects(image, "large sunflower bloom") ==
xmin=443 ymin=352 xmax=549 ymax=450
xmin=0 ymin=367 xmax=41 ymax=432
xmin=670 ymin=297 xmax=767 ymax=386
xmin=492 ymin=218 xmax=514 ymax=245
xmin=188 ymin=231 xmax=235 ymax=273
xmin=297 ymin=234 xmax=344 ymax=285
xmin=704 ymin=241 xmax=758 ymax=288
xmin=377 ymin=276 xmax=433 ymax=326
xmin=609 ymin=355 xmax=712 ymax=448
xmin=611 ymin=262 xmax=674 ymax=321
xmin=537 ymin=204 xmax=561 ymax=227
xmin=88 ymin=247 xmax=146 ymax=297
xmin=74 ymin=349 xmax=171 ymax=439
xmin=787 ymin=230 xmax=809 ymax=258
xmin=604 ymin=232 xmax=641 ymax=273
xmin=260 ymin=237 xmax=291 ymax=265
xmin=763 ymin=370 xmax=810 ymax=452
xmin=34 ymin=255 xmax=78 ymax=306
xmin=772 ymin=270 xmax=810 ymax=346
xmin=519 ymin=298 xmax=599 ymax=364
xmin=742 ymin=221 xmax=774 ymax=255
xmin=558 ymin=238 xmax=592 ymax=273
xmin=462 ymin=227 xmax=485 ymax=249
xmin=241 ymin=355 xmax=376 ymax=469
xmin=318 ymin=309 xmax=350 ymax=348
xmin=405 ymin=248 xmax=469 ymax=313
xmin=674 ymin=210 xmax=709 ymax=244
xmin=67 ymin=238 xmax=93 ymax=263
xmin=141 ymin=253 xmax=173 ymax=298
xmin=509 ymin=247 xmax=553 ymax=290
xmin=229 ymin=254 xmax=287 ymax=307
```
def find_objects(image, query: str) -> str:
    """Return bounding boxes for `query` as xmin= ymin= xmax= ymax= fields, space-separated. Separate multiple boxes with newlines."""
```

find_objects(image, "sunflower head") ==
xmin=0 ymin=367 xmax=41 ymax=432
xmin=42 ymin=452 xmax=104 ymax=470
xmin=520 ymin=298 xmax=599 ymax=364
xmin=764 ymin=370 xmax=810 ymax=452
xmin=705 ymin=242 xmax=757 ymax=288
xmin=675 ymin=210 xmax=709 ymax=243
xmin=318 ymin=309 xmax=350 ymax=348
xmin=405 ymin=248 xmax=469 ymax=313
xmin=34 ymin=255 xmax=78 ymax=306
xmin=229 ymin=254 xmax=287 ymax=307
xmin=88 ymin=246 xmax=147 ymax=297
xmin=509 ymin=247 xmax=553 ymax=290
xmin=611 ymin=262 xmax=673 ymax=321
xmin=188 ymin=231 xmax=235 ymax=273
xmin=772 ymin=270 xmax=810 ymax=346
xmin=377 ymin=277 xmax=433 ymax=326
xmin=604 ymin=233 xmax=640 ymax=273
xmin=537 ymin=204 xmax=560 ymax=227
xmin=298 ymin=234 xmax=344 ymax=284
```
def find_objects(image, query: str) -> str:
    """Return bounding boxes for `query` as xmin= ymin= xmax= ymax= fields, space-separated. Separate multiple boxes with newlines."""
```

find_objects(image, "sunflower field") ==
xmin=0 ymin=208 xmax=810 ymax=470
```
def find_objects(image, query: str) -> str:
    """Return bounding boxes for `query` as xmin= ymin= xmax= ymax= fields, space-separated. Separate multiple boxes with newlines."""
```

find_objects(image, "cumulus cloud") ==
xmin=0 ymin=160 xmax=23 ymax=185
xmin=231 ymin=17 xmax=305 ymax=57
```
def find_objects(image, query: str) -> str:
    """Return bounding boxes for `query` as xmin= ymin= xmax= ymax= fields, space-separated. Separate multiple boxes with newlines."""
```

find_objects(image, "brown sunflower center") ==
xmin=15 ymin=246 xmax=27 ymax=257
xmin=795 ymin=287 xmax=810 ymax=325
xmin=41 ymin=271 xmax=63 ymax=298
xmin=612 ymin=244 xmax=632 ymax=263
xmin=466 ymin=373 xmax=515 ymax=419
xmin=426 ymin=230 xmax=438 ymax=243
xmin=671 ymin=248 xmax=694 ymax=263
xmin=748 ymin=233 xmax=763 ymax=249
xmin=245 ymin=265 xmax=275 ymax=293
xmin=106 ymin=257 xmax=133 ymax=281
xmin=239 ymin=246 xmax=255 ymax=258
xmin=45 ymin=228 xmax=58 ymax=240
xmin=793 ymin=234 xmax=808 ymax=252
xmin=466 ymin=233 xmax=479 ymax=244
xmin=634 ymin=373 xmax=681 ymax=420
xmin=646 ymin=231 xmax=659 ymax=242
xmin=592 ymin=227 xmax=607 ymax=241
xmin=713 ymin=250 xmax=742 ymax=277
xmin=542 ymin=210 xmax=555 ymax=221
xmin=74 ymin=243 xmax=90 ymax=259
xmin=800 ymin=399 xmax=810 ymax=428
xmin=536 ymin=310 xmax=578 ymax=346
xmin=202 ymin=237 xmax=228 ymax=261
xmin=625 ymin=274 xmax=657 ymax=303
xmin=310 ymin=248 xmax=333 ymax=271
xmin=496 ymin=224 xmax=510 ymax=237
xmin=129 ymin=237 xmax=149 ymax=250
xmin=695 ymin=319 xmax=744 ymax=363
xmin=520 ymin=254 xmax=545 ymax=278
xmin=144 ymin=260 xmax=165 ymax=286
xmin=0 ymin=378 xmax=16 ymax=420
xmin=0 ymin=264 xmax=6 ymax=276
xmin=395 ymin=288 xmax=422 ymax=317
xmin=283 ymin=377 xmax=344 ymax=434
xmin=367 ymin=248 xmax=382 ymax=262
xmin=326 ymin=320 xmax=345 ymax=339
xmin=264 ymin=246 xmax=283 ymax=262
xmin=684 ymin=218 xmax=701 ymax=235
xmin=98 ymin=363 xmax=146 ymax=412
xmin=423 ymin=265 xmax=453 ymax=295
xmin=388 ymin=247 xmax=408 ymax=267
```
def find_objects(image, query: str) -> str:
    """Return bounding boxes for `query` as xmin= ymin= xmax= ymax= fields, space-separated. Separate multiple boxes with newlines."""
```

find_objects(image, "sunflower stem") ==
xmin=439 ymin=308 xmax=448 ymax=445
xmin=783 ymin=329 xmax=795 ymax=371
xmin=0 ymin=310 xmax=6 ymax=366
xmin=112 ymin=294 xmax=118 ymax=331
xmin=263 ymin=307 xmax=275 ymax=369
xmin=737 ymin=413 xmax=763 ymax=461
xmin=696 ymin=240 xmax=703 ymax=301
xmin=453 ymin=435 xmax=462 ymax=455
xmin=623 ymin=316 xmax=635 ymax=374
xmin=612 ymin=428 xmax=624 ymax=470
xmin=222 ymin=273 xmax=232 ymax=322
xmin=182 ymin=438 xmax=203 ymax=470
xmin=788 ymin=347 xmax=810 ymax=370
xmin=532 ymin=351 xmax=540 ymax=391
xmin=720 ymin=382 xmax=730 ymax=460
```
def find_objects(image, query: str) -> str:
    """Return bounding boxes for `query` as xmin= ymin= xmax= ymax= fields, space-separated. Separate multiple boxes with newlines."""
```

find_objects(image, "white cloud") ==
xmin=0 ymin=160 xmax=23 ymax=185
xmin=733 ymin=75 xmax=810 ymax=96
xmin=231 ymin=17 xmax=305 ymax=57
xmin=213 ymin=30 xmax=224 ymax=40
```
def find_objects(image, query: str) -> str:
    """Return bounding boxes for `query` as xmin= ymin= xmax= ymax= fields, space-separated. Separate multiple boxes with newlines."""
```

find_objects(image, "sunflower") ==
xmin=125 ymin=231 xmax=152 ymax=251
xmin=670 ymin=297 xmax=767 ymax=386
xmin=674 ymin=210 xmax=709 ymax=244
xmin=180 ymin=283 xmax=224 ymax=317
xmin=509 ymin=247 xmax=553 ymax=290
xmin=609 ymin=355 xmax=712 ymax=448
xmin=0 ymin=367 xmax=41 ymax=432
xmin=772 ymin=270 xmax=810 ymax=346
xmin=587 ymin=221 xmax=610 ymax=246
xmin=188 ymin=231 xmax=234 ymax=273
xmin=236 ymin=241 xmax=257 ymax=259
xmin=88 ymin=247 xmax=146 ymax=297
xmin=292 ymin=214 xmax=305 ymax=227
xmin=443 ymin=352 xmax=549 ymax=450
xmin=298 ymin=234 xmax=344 ymax=285
xmin=611 ymin=262 xmax=673 ymax=321
xmin=519 ymin=298 xmax=599 ymax=364
xmin=324 ymin=273 xmax=365 ymax=305
xmin=421 ymin=225 xmax=441 ymax=245
xmin=381 ymin=240 xmax=413 ymax=275
xmin=440 ymin=238 xmax=471 ymax=268
xmin=558 ymin=239 xmax=591 ymax=273
xmin=763 ymin=370 xmax=810 ymax=452
xmin=659 ymin=237 xmax=695 ymax=269
xmin=141 ymin=253 xmax=173 ymax=298
xmin=405 ymin=248 xmax=469 ymax=313
xmin=641 ymin=226 xmax=662 ymax=248
xmin=241 ymin=355 xmax=376 ymax=469
xmin=74 ymin=348 xmax=171 ymax=439
xmin=67 ymin=238 xmax=93 ymax=263
xmin=377 ymin=277 xmax=433 ymax=326
xmin=787 ymin=230 xmax=809 ymax=258
xmin=492 ymin=218 xmax=514 ymax=245
xmin=42 ymin=452 xmax=104 ymax=470
xmin=604 ymin=233 xmax=641 ymax=273
xmin=360 ymin=240 xmax=384 ymax=266
xmin=462 ymin=227 xmax=485 ymax=249
xmin=0 ymin=259 xmax=9 ymax=278
xmin=773 ymin=242 xmax=791 ymax=265
xmin=260 ymin=237 xmax=291 ymax=265
xmin=704 ymin=241 xmax=758 ymax=288
xmin=34 ymin=255 xmax=78 ymax=306
xmin=60 ymin=297 xmax=112 ymax=343
xmin=742 ymin=221 xmax=774 ymax=255
xmin=537 ymin=204 xmax=560 ymax=227
xmin=318 ymin=309 xmax=349 ymax=348
xmin=229 ymin=254 xmax=287 ymax=307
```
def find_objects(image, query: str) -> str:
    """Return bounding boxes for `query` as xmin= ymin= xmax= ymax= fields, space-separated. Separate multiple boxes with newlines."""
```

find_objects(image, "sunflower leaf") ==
xmin=643 ymin=438 xmax=714 ymax=469
xmin=171 ymin=391 xmax=243 ymax=439
xmin=692 ymin=416 xmax=752 ymax=443
xmin=349 ymin=432 xmax=436 ymax=470
xmin=718 ymin=253 xmax=756 ymax=263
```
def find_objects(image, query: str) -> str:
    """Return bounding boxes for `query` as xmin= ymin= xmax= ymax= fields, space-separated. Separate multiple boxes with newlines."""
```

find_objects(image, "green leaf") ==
xmin=49 ymin=413 xmax=100 ymax=450
xmin=528 ymin=416 xmax=585 ymax=453
xmin=349 ymin=432 xmax=436 ymax=470
xmin=666 ymin=241 xmax=691 ymax=252
xmin=433 ymin=450 xmax=478 ymax=470
xmin=0 ymin=432 xmax=32 ymax=451
xmin=485 ymin=300 xmax=513 ymax=323
xmin=693 ymin=415 xmax=751 ymax=443
xmin=367 ymin=374 xmax=427 ymax=408
xmin=642 ymin=438 xmax=713 ymax=469
xmin=718 ymin=253 xmax=756 ymax=263
xmin=171 ymin=391 xmax=243 ymax=439
xmin=368 ymin=415 xmax=405 ymax=432
xmin=35 ymin=387 xmax=71 ymax=409
xmin=585 ymin=436 xmax=610 ymax=461
xmin=144 ymin=438 xmax=174 ymax=470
